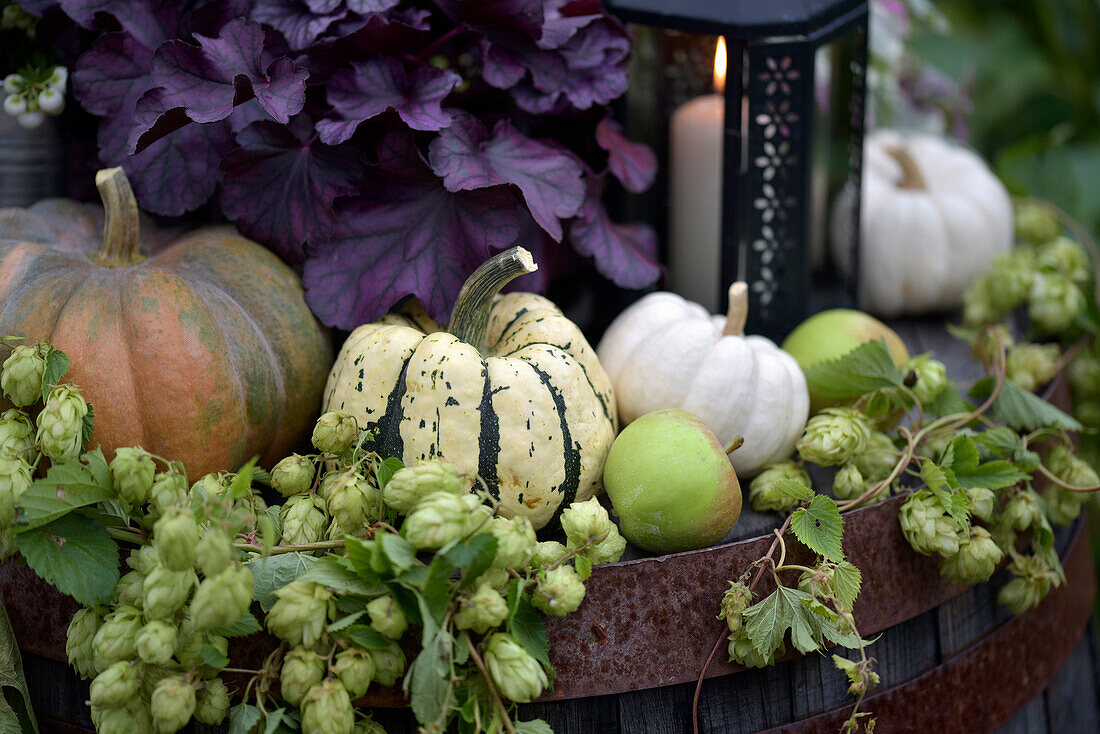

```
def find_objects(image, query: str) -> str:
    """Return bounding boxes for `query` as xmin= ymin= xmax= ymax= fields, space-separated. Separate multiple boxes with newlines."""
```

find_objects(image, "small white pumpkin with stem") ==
xmin=596 ymin=283 xmax=809 ymax=477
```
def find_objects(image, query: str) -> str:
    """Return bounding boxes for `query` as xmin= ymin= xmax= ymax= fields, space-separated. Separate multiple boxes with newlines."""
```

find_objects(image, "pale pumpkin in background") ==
xmin=831 ymin=129 xmax=1014 ymax=317
xmin=596 ymin=283 xmax=809 ymax=477
xmin=0 ymin=168 xmax=333 ymax=478
xmin=325 ymin=248 xmax=617 ymax=530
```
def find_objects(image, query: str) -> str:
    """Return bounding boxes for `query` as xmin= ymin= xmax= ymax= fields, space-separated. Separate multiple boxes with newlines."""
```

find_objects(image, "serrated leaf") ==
xmin=785 ymin=588 xmax=825 ymax=654
xmin=298 ymin=555 xmax=385 ymax=596
xmin=508 ymin=593 xmax=551 ymax=670
xmin=422 ymin=557 xmax=456 ymax=626
xmin=375 ymin=456 xmax=404 ymax=489
xmin=942 ymin=437 xmax=980 ymax=473
xmin=200 ymin=643 xmax=230 ymax=669
xmin=81 ymin=448 xmax=113 ymax=492
xmin=574 ymin=554 xmax=593 ymax=581
xmin=971 ymin=377 xmax=1082 ymax=432
xmin=327 ymin=611 xmax=366 ymax=633
xmin=380 ymin=533 xmax=418 ymax=571
xmin=974 ymin=427 xmax=1024 ymax=458
xmin=14 ymin=514 xmax=118 ymax=607
xmin=832 ymin=561 xmax=863 ymax=610
xmin=954 ymin=461 xmax=1029 ymax=490
xmin=39 ymin=347 xmax=70 ymax=403
xmin=743 ymin=588 xmax=794 ymax=657
xmin=442 ymin=534 xmax=498 ymax=589
xmin=775 ymin=478 xmax=813 ymax=502
xmin=228 ymin=703 xmax=262 ymax=734
xmin=80 ymin=404 xmax=95 ymax=452
xmin=14 ymin=462 xmax=115 ymax=532
xmin=925 ymin=382 xmax=971 ymax=417
xmin=345 ymin=536 xmax=383 ymax=582
xmin=387 ymin=582 xmax=424 ymax=629
xmin=263 ymin=708 xmax=286 ymax=734
xmin=801 ymin=339 xmax=905 ymax=402
xmin=790 ymin=496 xmax=844 ymax=562
xmin=405 ymin=627 xmax=453 ymax=725
xmin=229 ymin=456 xmax=259 ymax=500
xmin=0 ymin=603 xmax=38 ymax=733
xmin=258 ymin=514 xmax=276 ymax=558
xmin=346 ymin=624 xmax=391 ymax=649
xmin=514 ymin=721 xmax=555 ymax=734
xmin=213 ymin=612 xmax=263 ymax=638
xmin=247 ymin=552 xmax=318 ymax=612
xmin=920 ymin=461 xmax=970 ymax=529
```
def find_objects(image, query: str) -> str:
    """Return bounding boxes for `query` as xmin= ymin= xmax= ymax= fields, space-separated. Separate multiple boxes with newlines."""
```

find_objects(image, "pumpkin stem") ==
xmin=722 ymin=282 xmax=749 ymax=336
xmin=91 ymin=167 xmax=146 ymax=268
xmin=449 ymin=247 xmax=538 ymax=352
xmin=882 ymin=144 xmax=927 ymax=191
xmin=724 ymin=436 xmax=744 ymax=455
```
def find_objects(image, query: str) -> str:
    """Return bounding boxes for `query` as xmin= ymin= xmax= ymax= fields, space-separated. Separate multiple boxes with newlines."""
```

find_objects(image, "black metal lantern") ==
xmin=605 ymin=0 xmax=870 ymax=340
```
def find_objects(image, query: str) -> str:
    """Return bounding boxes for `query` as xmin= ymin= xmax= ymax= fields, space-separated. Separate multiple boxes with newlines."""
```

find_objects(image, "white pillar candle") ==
xmin=669 ymin=38 xmax=727 ymax=313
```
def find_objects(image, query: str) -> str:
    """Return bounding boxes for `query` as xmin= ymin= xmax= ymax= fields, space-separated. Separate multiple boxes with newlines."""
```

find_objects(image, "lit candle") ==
xmin=669 ymin=37 xmax=726 ymax=312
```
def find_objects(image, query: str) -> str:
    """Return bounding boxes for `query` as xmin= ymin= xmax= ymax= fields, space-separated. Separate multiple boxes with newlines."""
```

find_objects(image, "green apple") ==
xmin=780 ymin=309 xmax=910 ymax=411
xmin=602 ymin=409 xmax=742 ymax=554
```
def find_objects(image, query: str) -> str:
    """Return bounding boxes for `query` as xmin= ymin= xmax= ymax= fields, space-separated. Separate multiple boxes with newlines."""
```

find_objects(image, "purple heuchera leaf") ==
xmin=306 ymin=8 xmax=430 ymax=77
xmin=428 ymin=113 xmax=584 ymax=241
xmin=432 ymin=0 xmax=544 ymax=39
xmin=316 ymin=57 xmax=461 ymax=144
xmin=346 ymin=0 xmax=399 ymax=12
xmin=250 ymin=0 xmax=347 ymax=50
xmin=595 ymin=117 xmax=656 ymax=194
xmin=52 ymin=0 xmax=184 ymax=48
xmin=569 ymin=178 xmax=660 ymax=289
xmin=303 ymin=130 xmax=524 ymax=328
xmin=220 ymin=118 xmax=364 ymax=263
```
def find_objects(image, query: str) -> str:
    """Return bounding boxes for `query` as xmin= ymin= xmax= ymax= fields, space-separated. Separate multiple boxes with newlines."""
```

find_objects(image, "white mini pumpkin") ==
xmin=596 ymin=283 xmax=809 ymax=476
xmin=831 ymin=129 xmax=1013 ymax=317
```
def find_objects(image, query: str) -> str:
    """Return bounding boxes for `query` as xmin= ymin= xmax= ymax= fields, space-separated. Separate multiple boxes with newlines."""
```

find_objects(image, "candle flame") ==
xmin=714 ymin=36 xmax=727 ymax=94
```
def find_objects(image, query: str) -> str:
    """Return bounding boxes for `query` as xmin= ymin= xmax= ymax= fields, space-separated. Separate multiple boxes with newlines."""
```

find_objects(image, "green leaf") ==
xmin=39 ymin=347 xmax=69 ymax=404
xmin=380 ymin=534 xmax=418 ymax=571
xmin=790 ymin=495 xmax=844 ymax=562
xmin=81 ymin=448 xmax=113 ymax=492
xmin=443 ymin=534 xmax=498 ymax=589
xmin=405 ymin=627 xmax=454 ymax=725
xmin=345 ymin=537 xmax=383 ymax=583
xmin=924 ymin=382 xmax=971 ymax=417
xmin=247 ymin=553 xmax=318 ymax=612
xmin=387 ymin=582 xmax=424 ymax=629
xmin=920 ymin=462 xmax=970 ymax=529
xmin=201 ymin=643 xmax=230 ymax=669
xmin=263 ymin=708 xmax=287 ymax=734
xmin=831 ymin=561 xmax=863 ymax=611
xmin=345 ymin=624 xmax=391 ymax=649
xmin=228 ymin=703 xmax=263 ymax=734
xmin=327 ymin=611 xmax=366 ymax=633
xmin=743 ymin=587 xmax=795 ymax=657
xmin=14 ymin=513 xmax=118 ymax=607
xmin=802 ymin=339 xmax=905 ymax=402
xmin=574 ymin=554 xmax=593 ymax=581
xmin=422 ymin=557 xmax=456 ymax=626
xmin=941 ymin=437 xmax=979 ymax=473
xmin=774 ymin=478 xmax=813 ymax=502
xmin=508 ymin=593 xmax=551 ymax=670
xmin=13 ymin=461 xmax=115 ymax=532
xmin=970 ymin=377 xmax=1082 ymax=432
xmin=297 ymin=555 xmax=385 ymax=597
xmin=974 ymin=427 xmax=1024 ymax=458
xmin=785 ymin=588 xmax=825 ymax=654
xmin=375 ymin=457 xmax=404 ymax=489
xmin=80 ymin=404 xmax=95 ymax=452
xmin=514 ymin=721 xmax=554 ymax=734
xmin=213 ymin=612 xmax=263 ymax=638
xmin=229 ymin=457 xmax=260 ymax=500
xmin=954 ymin=461 xmax=1030 ymax=490
xmin=0 ymin=604 xmax=37 ymax=734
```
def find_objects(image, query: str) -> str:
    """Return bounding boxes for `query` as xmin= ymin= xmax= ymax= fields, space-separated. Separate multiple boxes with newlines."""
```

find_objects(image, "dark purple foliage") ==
xmin=47 ymin=0 xmax=658 ymax=328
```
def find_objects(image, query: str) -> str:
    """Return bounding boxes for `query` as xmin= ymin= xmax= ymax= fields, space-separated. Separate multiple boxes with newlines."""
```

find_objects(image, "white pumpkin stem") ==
xmin=882 ymin=144 xmax=927 ymax=191
xmin=724 ymin=436 xmax=744 ymax=455
xmin=450 ymin=247 xmax=538 ymax=352
xmin=92 ymin=167 xmax=146 ymax=267
xmin=722 ymin=282 xmax=749 ymax=336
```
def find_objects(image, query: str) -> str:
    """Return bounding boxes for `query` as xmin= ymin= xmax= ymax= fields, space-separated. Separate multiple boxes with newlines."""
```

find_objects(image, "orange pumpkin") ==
xmin=0 ymin=168 xmax=333 ymax=478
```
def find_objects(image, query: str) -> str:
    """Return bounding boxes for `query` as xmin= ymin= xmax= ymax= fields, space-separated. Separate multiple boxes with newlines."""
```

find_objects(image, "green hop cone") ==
xmin=532 ymin=540 xmax=569 ymax=568
xmin=92 ymin=698 xmax=153 ymax=734
xmin=326 ymin=470 xmax=382 ymax=534
xmin=150 ymin=468 xmax=188 ymax=514
xmin=560 ymin=496 xmax=614 ymax=548
xmin=195 ymin=678 xmax=230 ymax=726
xmin=191 ymin=565 xmax=253 ymax=631
xmin=301 ymin=679 xmax=355 ymax=734
xmin=0 ymin=345 xmax=44 ymax=407
xmin=0 ymin=456 xmax=32 ymax=525
xmin=831 ymin=463 xmax=864 ymax=501
xmin=354 ymin=717 xmax=389 ymax=734
xmin=0 ymin=409 xmax=33 ymax=459
xmin=89 ymin=660 xmax=141 ymax=708
xmin=66 ymin=607 xmax=102 ymax=679
xmin=153 ymin=508 xmax=200 ymax=571
xmin=113 ymin=570 xmax=144 ymax=608
xmin=150 ymin=675 xmax=196 ymax=734
xmin=939 ymin=527 xmax=1003 ymax=585
xmin=454 ymin=582 xmax=509 ymax=635
xmin=36 ymin=384 xmax=88 ymax=462
xmin=109 ymin=447 xmax=156 ymax=506
xmin=797 ymin=408 xmax=871 ymax=467
xmin=271 ymin=453 xmax=316 ymax=497
xmin=903 ymin=354 xmax=948 ymax=405
xmin=366 ymin=595 xmax=407 ymax=639
xmin=1042 ymin=485 xmax=1086 ymax=527
xmin=748 ymin=460 xmax=810 ymax=513
xmin=898 ymin=488 xmax=960 ymax=557
xmin=1068 ymin=345 xmax=1100 ymax=399
xmin=371 ymin=642 xmax=406 ymax=687
xmin=984 ymin=250 xmax=1036 ymax=313
xmin=1015 ymin=201 xmax=1060 ymax=246
xmin=266 ymin=580 xmax=334 ymax=646
xmin=175 ymin=620 xmax=228 ymax=674
xmin=281 ymin=647 xmax=325 ymax=706
xmin=381 ymin=460 xmax=467 ymax=514
xmin=1029 ymin=274 xmax=1085 ymax=334
xmin=312 ymin=410 xmax=359 ymax=455
xmin=1045 ymin=444 xmax=1099 ymax=488
xmin=728 ymin=632 xmax=781 ymax=669
xmin=1005 ymin=343 xmax=1061 ymax=393
xmin=91 ymin=605 xmax=143 ymax=672
xmin=1038 ymin=237 xmax=1090 ymax=284
xmin=195 ymin=532 xmax=234 ymax=577
xmin=135 ymin=620 xmax=177 ymax=665
xmin=190 ymin=473 xmax=229 ymax=501
xmin=717 ymin=582 xmax=752 ymax=637
xmin=127 ymin=545 xmax=159 ymax=575
xmin=403 ymin=490 xmax=467 ymax=549
xmin=532 ymin=564 xmax=586 ymax=616
xmin=484 ymin=632 xmax=548 ymax=703
xmin=962 ymin=280 xmax=1006 ymax=328
xmin=490 ymin=515 xmax=537 ymax=569
xmin=970 ymin=324 xmax=1014 ymax=366
xmin=587 ymin=525 xmax=627 ymax=565
xmin=332 ymin=648 xmax=376 ymax=698
xmin=1003 ymin=489 xmax=1044 ymax=532
xmin=998 ymin=554 xmax=1057 ymax=615
xmin=142 ymin=564 xmax=196 ymax=620
xmin=967 ymin=487 xmax=997 ymax=523
xmin=280 ymin=492 xmax=328 ymax=546
xmin=464 ymin=497 xmax=495 ymax=536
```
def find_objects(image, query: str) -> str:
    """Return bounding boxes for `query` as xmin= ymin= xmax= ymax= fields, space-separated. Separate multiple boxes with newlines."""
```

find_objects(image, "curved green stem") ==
xmin=91 ymin=168 xmax=146 ymax=268
xmin=449 ymin=247 xmax=538 ymax=353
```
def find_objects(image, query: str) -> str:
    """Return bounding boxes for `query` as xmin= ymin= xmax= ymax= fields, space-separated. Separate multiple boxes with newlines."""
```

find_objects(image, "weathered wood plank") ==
xmin=698 ymin=660 xmax=793 ymax=733
xmin=618 ymin=683 xmax=692 ymax=734
xmin=1043 ymin=622 xmax=1100 ymax=734
xmin=521 ymin=693 xmax=619 ymax=734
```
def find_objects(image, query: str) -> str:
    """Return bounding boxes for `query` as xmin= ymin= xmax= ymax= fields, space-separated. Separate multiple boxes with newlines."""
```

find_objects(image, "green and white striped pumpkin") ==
xmin=323 ymin=248 xmax=617 ymax=530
